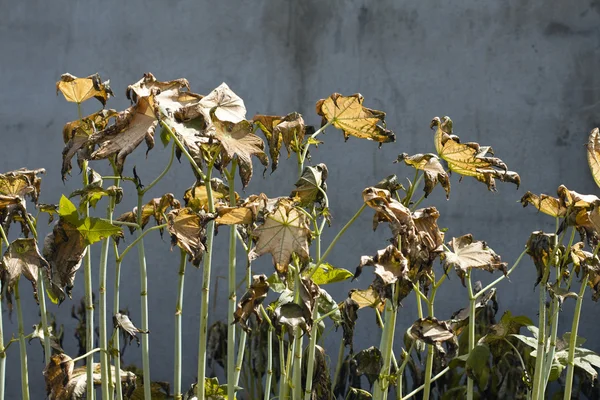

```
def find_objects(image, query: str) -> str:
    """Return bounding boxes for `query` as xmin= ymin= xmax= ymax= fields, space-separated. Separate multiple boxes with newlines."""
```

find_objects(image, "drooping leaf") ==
xmin=396 ymin=153 xmax=450 ymax=199
xmin=430 ymin=116 xmax=520 ymax=191
xmin=355 ymin=244 xmax=408 ymax=285
xmin=340 ymin=298 xmax=359 ymax=351
xmin=291 ymin=163 xmax=328 ymax=207
xmin=547 ymin=282 xmax=578 ymax=306
xmin=526 ymin=231 xmax=558 ymax=287
xmin=1 ymin=238 xmax=49 ymax=308
xmin=302 ymin=344 xmax=332 ymax=400
xmin=61 ymin=109 xmax=118 ymax=180
xmin=409 ymin=317 xmax=456 ymax=345
xmin=317 ymin=287 xmax=342 ymax=325
xmin=353 ymin=347 xmax=383 ymax=387
xmin=56 ymin=72 xmax=113 ymax=106
xmin=126 ymin=72 xmax=190 ymax=104
xmin=193 ymin=82 xmax=247 ymax=124
xmin=254 ymin=112 xmax=308 ymax=172
xmin=275 ymin=302 xmax=308 ymax=337
xmin=520 ymin=192 xmax=566 ymax=218
xmin=306 ymin=262 xmax=353 ymax=285
xmin=70 ymin=184 xmax=122 ymax=211
xmin=215 ymin=193 xmax=272 ymax=226
xmin=0 ymin=168 xmax=46 ymax=236
xmin=89 ymin=95 xmax=159 ymax=173
xmin=316 ymin=93 xmax=395 ymax=143
xmin=587 ymin=127 xmax=600 ymax=189
xmin=349 ymin=286 xmax=383 ymax=311
xmin=212 ymin=111 xmax=268 ymax=188
xmin=167 ymin=208 xmax=213 ymax=267
xmin=113 ymin=312 xmax=148 ymax=346
xmin=249 ymin=198 xmax=311 ymax=274
xmin=233 ymin=274 xmax=270 ymax=332
xmin=118 ymin=193 xmax=181 ymax=234
xmin=30 ymin=321 xmax=64 ymax=355
xmin=465 ymin=344 xmax=491 ymax=389
xmin=184 ymin=178 xmax=236 ymax=213
xmin=441 ymin=234 xmax=507 ymax=286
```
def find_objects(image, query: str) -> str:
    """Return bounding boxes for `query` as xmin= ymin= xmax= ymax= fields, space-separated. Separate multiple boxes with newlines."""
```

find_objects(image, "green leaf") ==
xmin=266 ymin=273 xmax=286 ymax=293
xmin=160 ymin=125 xmax=171 ymax=148
xmin=549 ymin=362 xmax=564 ymax=382
xmin=58 ymin=195 xmax=79 ymax=224
xmin=308 ymin=262 xmax=353 ymax=285
xmin=77 ymin=217 xmax=122 ymax=245
xmin=510 ymin=334 xmax=538 ymax=351
xmin=466 ymin=344 xmax=490 ymax=384
xmin=317 ymin=287 xmax=341 ymax=325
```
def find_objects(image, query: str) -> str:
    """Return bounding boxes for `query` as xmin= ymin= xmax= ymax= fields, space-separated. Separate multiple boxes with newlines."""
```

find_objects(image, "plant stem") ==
xmin=423 ymin=274 xmax=443 ymax=400
xmin=82 ymin=159 xmax=95 ymax=400
xmin=373 ymin=284 xmax=398 ymax=400
xmin=112 ymin=241 xmax=123 ymax=400
xmin=196 ymin=161 xmax=216 ymax=398
xmin=160 ymin=120 xmax=206 ymax=180
xmin=563 ymin=273 xmax=589 ymax=400
xmin=292 ymin=330 xmax=304 ymax=400
xmin=135 ymin=189 xmax=151 ymax=399
xmin=260 ymin=306 xmax=274 ymax=400
xmin=226 ymin=160 xmax=238 ymax=399
xmin=0 ymin=238 xmax=5 ymax=400
xmin=14 ymin=281 xmax=29 ymax=400
xmin=531 ymin=266 xmax=551 ymax=400
xmin=466 ymin=270 xmax=476 ymax=400
xmin=142 ymin=141 xmax=175 ymax=195
xmin=396 ymin=342 xmax=415 ymax=400
xmin=69 ymin=347 xmax=104 ymax=364
xmin=234 ymin=237 xmax=253 ymax=389
xmin=174 ymin=249 xmax=186 ymax=400
xmin=116 ymin=224 xmax=167 ymax=262
xmin=473 ymin=247 xmax=527 ymax=299
xmin=303 ymin=298 xmax=321 ymax=400
xmin=280 ymin=330 xmax=295 ymax=400
xmin=331 ymin=339 xmax=345 ymax=393
xmin=298 ymin=121 xmax=331 ymax=175
xmin=401 ymin=367 xmax=449 ymax=400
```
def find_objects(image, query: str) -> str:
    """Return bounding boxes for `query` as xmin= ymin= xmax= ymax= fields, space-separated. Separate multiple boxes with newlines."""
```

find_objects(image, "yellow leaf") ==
xmin=396 ymin=153 xmax=450 ymax=198
xmin=587 ymin=127 xmax=600 ymax=189
xmin=56 ymin=73 xmax=113 ymax=106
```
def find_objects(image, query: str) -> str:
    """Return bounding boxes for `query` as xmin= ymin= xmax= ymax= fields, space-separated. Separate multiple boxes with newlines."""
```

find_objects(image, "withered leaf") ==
xmin=430 ymin=116 xmax=520 ymax=191
xmin=118 ymin=193 xmax=181 ymax=234
xmin=56 ymin=73 xmax=113 ymax=106
xmin=275 ymin=302 xmax=309 ymax=337
xmin=527 ymin=231 xmax=558 ymax=287
xmin=215 ymin=193 xmax=273 ymax=226
xmin=396 ymin=153 xmax=450 ymax=199
xmin=340 ymin=298 xmax=359 ymax=351
xmin=409 ymin=317 xmax=456 ymax=345
xmin=291 ymin=163 xmax=328 ymax=207
xmin=233 ymin=274 xmax=270 ymax=332
xmin=0 ymin=167 xmax=45 ymax=204
xmin=184 ymin=178 xmax=236 ymax=213
xmin=70 ymin=185 xmax=122 ymax=211
xmin=316 ymin=93 xmax=395 ymax=143
xmin=520 ymin=191 xmax=567 ymax=218
xmin=587 ymin=127 xmax=600 ymax=189
xmin=249 ymin=198 xmax=311 ymax=274
xmin=126 ymin=72 xmax=190 ymax=104
xmin=198 ymin=82 xmax=246 ymax=124
xmin=348 ymin=286 xmax=383 ymax=311
xmin=355 ymin=244 xmax=408 ymax=285
xmin=254 ymin=112 xmax=307 ymax=172
xmin=212 ymin=112 xmax=268 ymax=188
xmin=547 ymin=282 xmax=578 ymax=307
xmin=441 ymin=234 xmax=507 ymax=286
xmin=167 ymin=208 xmax=213 ymax=267
xmin=61 ymin=109 xmax=118 ymax=180
xmin=1 ymin=238 xmax=49 ymax=308
xmin=114 ymin=312 xmax=148 ymax=346
xmin=89 ymin=95 xmax=159 ymax=173
xmin=353 ymin=347 xmax=383 ymax=387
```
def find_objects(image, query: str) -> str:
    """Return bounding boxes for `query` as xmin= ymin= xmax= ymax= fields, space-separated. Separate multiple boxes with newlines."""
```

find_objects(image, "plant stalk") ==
xmin=233 ymin=237 xmax=253 ymax=388
xmin=531 ymin=265 xmax=551 ymax=400
xmin=112 ymin=241 xmax=123 ymax=400
xmin=401 ymin=367 xmax=450 ymax=400
xmin=423 ymin=274 xmax=444 ymax=400
xmin=82 ymin=159 xmax=95 ymax=400
xmin=196 ymin=161 xmax=216 ymax=398
xmin=373 ymin=283 xmax=398 ymax=400
xmin=303 ymin=298 xmax=321 ymax=400
xmin=15 ymin=281 xmax=29 ymax=400
xmin=260 ymin=306 xmax=274 ymax=400
xmin=174 ymin=249 xmax=187 ymax=400
xmin=226 ymin=160 xmax=238 ymax=399
xmin=563 ymin=273 xmax=589 ymax=400
xmin=292 ymin=330 xmax=304 ymax=400
xmin=466 ymin=271 xmax=476 ymax=400
xmin=396 ymin=342 xmax=415 ymax=400
xmin=0 ymin=239 xmax=5 ymax=400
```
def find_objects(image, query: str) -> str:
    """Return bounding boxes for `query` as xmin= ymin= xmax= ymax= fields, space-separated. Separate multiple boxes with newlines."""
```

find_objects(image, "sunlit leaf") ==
xmin=396 ymin=153 xmax=450 ymax=199
xmin=196 ymin=82 xmax=246 ymax=124
xmin=441 ymin=234 xmax=507 ymax=286
xmin=113 ymin=312 xmax=148 ymax=346
xmin=520 ymin=192 xmax=566 ymax=218
xmin=254 ymin=112 xmax=307 ymax=171
xmin=349 ymin=286 xmax=382 ymax=310
xmin=291 ymin=163 xmax=328 ymax=207
xmin=587 ymin=127 xmax=600 ymax=189
xmin=249 ymin=198 xmax=311 ymax=274
xmin=355 ymin=244 xmax=408 ymax=285
xmin=316 ymin=93 xmax=395 ymax=143
xmin=233 ymin=274 xmax=269 ymax=332
xmin=118 ymin=193 xmax=181 ymax=234
xmin=70 ymin=185 xmax=122 ymax=212
xmin=56 ymin=72 xmax=113 ymax=106
xmin=430 ymin=116 xmax=520 ymax=191
xmin=215 ymin=193 xmax=271 ymax=226
xmin=526 ymin=231 xmax=558 ymax=287
xmin=167 ymin=208 xmax=213 ymax=267
xmin=307 ymin=262 xmax=353 ymax=285
xmin=126 ymin=72 xmax=190 ymax=104
xmin=409 ymin=317 xmax=456 ymax=345
xmin=184 ymin=178 xmax=236 ymax=213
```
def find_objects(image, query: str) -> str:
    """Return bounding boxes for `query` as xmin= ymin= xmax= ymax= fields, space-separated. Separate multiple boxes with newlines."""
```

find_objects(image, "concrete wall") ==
xmin=1 ymin=0 xmax=599 ymax=397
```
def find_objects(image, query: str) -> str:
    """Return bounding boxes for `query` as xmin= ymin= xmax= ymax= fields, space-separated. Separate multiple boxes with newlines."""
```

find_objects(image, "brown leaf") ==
xmin=249 ymin=198 xmax=311 ymax=274
xmin=184 ymin=178 xmax=236 ymax=213
xmin=430 ymin=116 xmax=520 ymax=191
xmin=291 ymin=163 xmax=328 ymax=207
xmin=587 ymin=127 xmax=600 ymax=189
xmin=520 ymin=191 xmax=567 ymax=218
xmin=441 ymin=234 xmax=507 ymax=286
xmin=409 ymin=317 xmax=456 ymax=345
xmin=89 ymin=96 xmax=159 ymax=173
xmin=117 ymin=193 xmax=180 ymax=234
xmin=527 ymin=231 xmax=559 ymax=287
xmin=196 ymin=82 xmax=246 ymax=124
xmin=113 ymin=312 xmax=149 ymax=346
xmin=316 ymin=93 xmax=395 ymax=143
xmin=167 ymin=208 xmax=213 ymax=267
xmin=233 ymin=274 xmax=270 ymax=332
xmin=355 ymin=244 xmax=408 ymax=285
xmin=396 ymin=153 xmax=450 ymax=199
xmin=216 ymin=193 xmax=269 ymax=226
xmin=56 ymin=73 xmax=113 ymax=106
xmin=349 ymin=286 xmax=384 ymax=311
xmin=254 ymin=112 xmax=307 ymax=171
xmin=0 ymin=168 xmax=45 ymax=204
xmin=1 ymin=238 xmax=49 ymax=308
xmin=126 ymin=72 xmax=190 ymax=104
xmin=213 ymin=112 xmax=268 ymax=188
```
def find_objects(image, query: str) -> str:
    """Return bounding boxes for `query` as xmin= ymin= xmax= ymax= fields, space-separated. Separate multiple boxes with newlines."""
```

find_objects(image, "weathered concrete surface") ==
xmin=1 ymin=0 xmax=599 ymax=397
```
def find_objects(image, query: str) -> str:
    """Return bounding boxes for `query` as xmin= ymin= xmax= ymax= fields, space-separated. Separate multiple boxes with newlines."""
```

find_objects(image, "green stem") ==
xmin=331 ymin=339 xmax=345 ymax=393
xmin=292 ymin=329 xmax=304 ymax=400
xmin=307 ymin=204 xmax=367 ymax=279
xmin=298 ymin=121 xmax=331 ymax=175
xmin=303 ymin=299 xmax=321 ymax=400
xmin=160 ymin=120 xmax=206 ymax=180
xmin=0 ymin=238 xmax=5 ymax=400
xmin=531 ymin=266 xmax=551 ymax=400
xmin=14 ymin=281 xmax=29 ymax=400
xmin=423 ymin=274 xmax=442 ymax=400
xmin=135 ymin=189 xmax=151 ymax=399
xmin=142 ymin=141 xmax=175 ymax=196
xmin=196 ymin=161 xmax=216 ymax=398
xmin=280 ymin=331 xmax=295 ymax=400
xmin=278 ymin=329 xmax=289 ymax=400
xmin=116 ymin=224 xmax=167 ymax=262
xmin=401 ymin=367 xmax=449 ymax=400
xmin=82 ymin=159 xmax=95 ymax=400
xmin=415 ymin=288 xmax=423 ymax=319
xmin=402 ymin=170 xmax=422 ymax=207
xmin=112 ymin=241 xmax=123 ymax=400
xmin=174 ymin=249 xmax=187 ymax=400
xmin=234 ymin=237 xmax=253 ymax=389
xmin=260 ymin=306 xmax=274 ymax=400
xmin=396 ymin=342 xmax=415 ymax=400
xmin=473 ymin=247 xmax=527 ymax=299
xmin=466 ymin=271 xmax=476 ymax=400
xmin=374 ymin=284 xmax=398 ymax=400
xmin=563 ymin=273 xmax=589 ymax=400
xmin=503 ymin=338 xmax=530 ymax=397
xmin=70 ymin=347 xmax=104 ymax=364
xmin=226 ymin=160 xmax=238 ymax=399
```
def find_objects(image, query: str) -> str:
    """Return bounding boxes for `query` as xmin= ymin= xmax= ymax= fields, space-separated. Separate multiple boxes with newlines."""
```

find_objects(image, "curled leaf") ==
xmin=520 ymin=191 xmax=566 ymax=218
xmin=441 ymin=234 xmax=507 ymax=286
xmin=353 ymin=347 xmax=383 ymax=387
xmin=70 ymin=185 xmax=123 ymax=211
xmin=340 ymin=298 xmax=359 ymax=351
xmin=118 ymin=193 xmax=181 ymax=234
xmin=254 ymin=112 xmax=308 ymax=171
xmin=349 ymin=286 xmax=383 ymax=311
xmin=355 ymin=244 xmax=408 ymax=285
xmin=114 ymin=312 xmax=149 ymax=346
xmin=430 ymin=116 xmax=520 ymax=191
xmin=126 ymin=72 xmax=190 ymax=104
xmin=526 ymin=231 xmax=558 ymax=287
xmin=167 ymin=208 xmax=213 ymax=267
xmin=56 ymin=72 xmax=113 ymax=106
xmin=275 ymin=303 xmax=308 ymax=337
xmin=587 ymin=127 xmax=600 ymax=189
xmin=233 ymin=274 xmax=269 ymax=332
xmin=291 ymin=163 xmax=328 ymax=207
xmin=396 ymin=153 xmax=450 ymax=199
xmin=184 ymin=178 xmax=236 ymax=213
xmin=316 ymin=93 xmax=395 ymax=143
xmin=409 ymin=317 xmax=456 ymax=345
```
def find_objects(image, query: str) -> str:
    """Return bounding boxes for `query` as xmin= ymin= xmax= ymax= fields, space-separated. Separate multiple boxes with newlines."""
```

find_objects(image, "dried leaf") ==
xmin=56 ymin=72 xmax=113 ymax=106
xmin=233 ymin=274 xmax=269 ymax=332
xmin=520 ymin=192 xmax=566 ymax=217
xmin=349 ymin=286 xmax=383 ymax=310
xmin=118 ymin=193 xmax=180 ymax=234
xmin=254 ymin=112 xmax=307 ymax=171
xmin=184 ymin=178 xmax=236 ymax=213
xmin=113 ymin=312 xmax=148 ymax=346
xmin=275 ymin=303 xmax=309 ymax=337
xmin=441 ymin=234 xmax=507 ymax=286
xmin=353 ymin=347 xmax=383 ymax=387
xmin=126 ymin=72 xmax=190 ymax=104
xmin=167 ymin=208 xmax=213 ymax=266
xmin=1 ymin=238 xmax=49 ymax=308
xmin=396 ymin=153 xmax=450 ymax=199
xmin=409 ymin=317 xmax=456 ymax=345
xmin=430 ymin=116 xmax=520 ymax=191
xmin=340 ymin=298 xmax=359 ymax=351
xmin=249 ymin=198 xmax=311 ymax=274
xmin=0 ymin=168 xmax=45 ymax=204
xmin=291 ymin=163 xmax=328 ymax=207
xmin=70 ymin=185 xmax=122 ymax=211
xmin=215 ymin=193 xmax=270 ymax=226
xmin=355 ymin=244 xmax=408 ymax=285
xmin=587 ymin=127 xmax=600 ymax=189
xmin=198 ymin=82 xmax=246 ymax=124
xmin=316 ymin=93 xmax=395 ymax=143
xmin=526 ymin=231 xmax=558 ymax=287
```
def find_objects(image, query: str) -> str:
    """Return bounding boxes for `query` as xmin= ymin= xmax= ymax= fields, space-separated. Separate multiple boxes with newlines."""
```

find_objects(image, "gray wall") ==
xmin=1 ymin=0 xmax=600 ymax=398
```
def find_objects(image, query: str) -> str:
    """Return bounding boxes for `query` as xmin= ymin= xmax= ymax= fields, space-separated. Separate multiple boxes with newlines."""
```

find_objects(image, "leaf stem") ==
xmin=303 ymin=298 xmax=321 ymax=400
xmin=142 ymin=141 xmax=176 ymax=196
xmin=473 ymin=247 xmax=527 ymax=299
xmin=401 ymin=367 xmax=450 ymax=400
xmin=299 ymin=121 xmax=332 ymax=175
xmin=82 ymin=159 xmax=95 ymax=400
xmin=423 ymin=273 xmax=441 ymax=400
xmin=174 ymin=249 xmax=187 ymax=400
xmin=466 ymin=270 xmax=476 ymax=400
xmin=226 ymin=159 xmax=238 ymax=400
xmin=374 ymin=283 xmax=399 ymax=400
xmin=196 ymin=160 xmax=216 ymax=398
xmin=15 ymin=281 xmax=29 ymax=400
xmin=563 ymin=273 xmax=589 ymax=400
xmin=112 ymin=240 xmax=124 ymax=400
xmin=396 ymin=342 xmax=415 ymax=400
xmin=116 ymin=224 xmax=167 ymax=262
xmin=69 ymin=347 xmax=104 ymax=364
